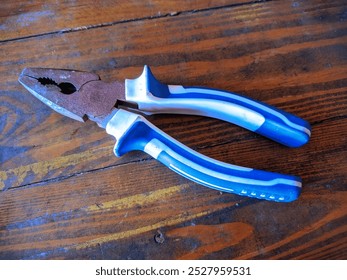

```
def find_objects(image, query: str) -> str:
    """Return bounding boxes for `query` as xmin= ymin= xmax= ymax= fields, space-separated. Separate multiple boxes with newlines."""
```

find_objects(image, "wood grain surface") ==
xmin=0 ymin=0 xmax=346 ymax=259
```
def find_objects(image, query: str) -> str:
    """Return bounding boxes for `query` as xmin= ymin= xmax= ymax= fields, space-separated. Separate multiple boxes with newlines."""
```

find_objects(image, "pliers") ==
xmin=18 ymin=66 xmax=311 ymax=202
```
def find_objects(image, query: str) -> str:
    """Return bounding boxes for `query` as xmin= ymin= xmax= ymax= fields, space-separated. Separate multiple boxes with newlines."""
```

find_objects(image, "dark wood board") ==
xmin=0 ymin=0 xmax=346 ymax=259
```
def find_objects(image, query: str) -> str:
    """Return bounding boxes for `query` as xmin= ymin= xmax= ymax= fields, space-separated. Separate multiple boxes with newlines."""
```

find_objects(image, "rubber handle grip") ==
xmin=106 ymin=109 xmax=302 ymax=202
xmin=125 ymin=66 xmax=311 ymax=148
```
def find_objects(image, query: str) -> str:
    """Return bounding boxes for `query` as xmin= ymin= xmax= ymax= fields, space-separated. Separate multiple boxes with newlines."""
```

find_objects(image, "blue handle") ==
xmin=106 ymin=109 xmax=302 ymax=202
xmin=125 ymin=66 xmax=311 ymax=148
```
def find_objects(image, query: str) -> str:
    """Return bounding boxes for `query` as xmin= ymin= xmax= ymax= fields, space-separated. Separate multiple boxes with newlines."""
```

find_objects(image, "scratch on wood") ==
xmin=0 ymin=173 xmax=7 ymax=190
xmin=74 ymin=210 xmax=211 ymax=250
xmin=0 ymin=146 xmax=110 ymax=190
xmin=275 ymin=225 xmax=347 ymax=259
xmin=238 ymin=205 xmax=347 ymax=259
xmin=167 ymin=222 xmax=254 ymax=259
xmin=86 ymin=184 xmax=190 ymax=212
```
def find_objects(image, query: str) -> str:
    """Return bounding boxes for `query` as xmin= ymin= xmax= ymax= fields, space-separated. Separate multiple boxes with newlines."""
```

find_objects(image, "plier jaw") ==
xmin=18 ymin=68 xmax=126 ymax=125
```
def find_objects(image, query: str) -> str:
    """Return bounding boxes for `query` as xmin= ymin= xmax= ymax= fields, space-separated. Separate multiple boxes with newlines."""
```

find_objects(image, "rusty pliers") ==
xmin=19 ymin=66 xmax=311 ymax=202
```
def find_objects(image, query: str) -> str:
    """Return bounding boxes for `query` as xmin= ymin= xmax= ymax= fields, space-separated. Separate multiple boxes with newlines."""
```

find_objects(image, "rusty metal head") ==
xmin=18 ymin=68 xmax=126 ymax=125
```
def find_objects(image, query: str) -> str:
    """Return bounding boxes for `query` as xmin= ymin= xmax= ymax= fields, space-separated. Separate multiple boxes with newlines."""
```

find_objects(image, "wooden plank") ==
xmin=1 ymin=0 xmax=346 ymax=191
xmin=0 ymin=0 xmax=249 ymax=41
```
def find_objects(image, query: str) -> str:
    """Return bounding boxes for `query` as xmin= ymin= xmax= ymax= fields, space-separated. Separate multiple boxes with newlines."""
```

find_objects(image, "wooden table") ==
xmin=1 ymin=0 xmax=346 ymax=260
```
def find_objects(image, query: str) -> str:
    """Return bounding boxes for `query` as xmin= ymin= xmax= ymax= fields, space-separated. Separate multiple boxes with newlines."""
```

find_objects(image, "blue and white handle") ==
xmin=125 ymin=66 xmax=311 ymax=148
xmin=106 ymin=109 xmax=302 ymax=202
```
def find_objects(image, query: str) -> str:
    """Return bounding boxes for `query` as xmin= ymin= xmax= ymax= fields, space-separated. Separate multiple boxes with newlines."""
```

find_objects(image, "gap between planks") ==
xmin=0 ymin=0 xmax=272 ymax=44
